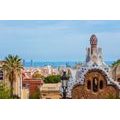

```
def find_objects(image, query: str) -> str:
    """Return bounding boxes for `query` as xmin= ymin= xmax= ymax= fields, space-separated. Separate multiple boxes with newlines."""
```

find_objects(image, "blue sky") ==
xmin=0 ymin=20 xmax=120 ymax=61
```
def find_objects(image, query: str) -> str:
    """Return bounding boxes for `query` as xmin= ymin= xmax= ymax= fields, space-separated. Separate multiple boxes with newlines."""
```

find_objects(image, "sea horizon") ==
xmin=23 ymin=60 xmax=114 ymax=68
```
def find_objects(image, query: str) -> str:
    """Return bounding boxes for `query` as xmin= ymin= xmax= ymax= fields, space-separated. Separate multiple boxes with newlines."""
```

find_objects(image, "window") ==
xmin=87 ymin=80 xmax=91 ymax=90
xmin=100 ymin=80 xmax=104 ymax=89
xmin=93 ymin=77 xmax=98 ymax=92
xmin=85 ymin=71 xmax=106 ymax=93
xmin=0 ymin=70 xmax=3 ymax=80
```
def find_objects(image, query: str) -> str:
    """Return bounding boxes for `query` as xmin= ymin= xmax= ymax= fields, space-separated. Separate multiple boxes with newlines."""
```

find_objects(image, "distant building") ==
xmin=23 ymin=66 xmax=59 ymax=77
xmin=21 ymin=66 xmax=60 ymax=98
xmin=22 ymin=79 xmax=43 ymax=98
xmin=61 ymin=34 xmax=120 ymax=99
xmin=22 ymin=69 xmax=43 ymax=98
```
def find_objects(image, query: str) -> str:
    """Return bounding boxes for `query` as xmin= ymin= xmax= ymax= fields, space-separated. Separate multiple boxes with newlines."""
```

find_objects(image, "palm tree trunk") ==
xmin=10 ymin=81 xmax=13 ymax=98
xmin=10 ymin=71 xmax=14 ymax=98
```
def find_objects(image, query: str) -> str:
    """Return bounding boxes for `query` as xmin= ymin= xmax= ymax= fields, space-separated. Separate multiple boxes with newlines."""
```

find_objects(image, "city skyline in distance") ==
xmin=0 ymin=20 xmax=120 ymax=61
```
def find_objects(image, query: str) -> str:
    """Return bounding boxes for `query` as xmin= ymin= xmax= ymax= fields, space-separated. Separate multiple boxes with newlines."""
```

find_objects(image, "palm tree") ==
xmin=2 ymin=54 xmax=23 ymax=98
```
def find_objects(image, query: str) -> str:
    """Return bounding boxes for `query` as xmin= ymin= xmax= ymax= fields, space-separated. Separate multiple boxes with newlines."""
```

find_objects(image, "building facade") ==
xmin=22 ymin=69 xmax=43 ymax=98
xmin=62 ymin=34 xmax=120 ymax=99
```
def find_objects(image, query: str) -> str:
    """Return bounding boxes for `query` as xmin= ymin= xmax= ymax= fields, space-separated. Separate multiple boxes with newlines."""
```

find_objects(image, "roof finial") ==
xmin=90 ymin=34 xmax=97 ymax=46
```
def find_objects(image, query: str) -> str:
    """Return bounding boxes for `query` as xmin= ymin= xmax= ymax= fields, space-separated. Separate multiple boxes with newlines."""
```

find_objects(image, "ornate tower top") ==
xmin=90 ymin=34 xmax=97 ymax=46
xmin=90 ymin=34 xmax=98 ymax=54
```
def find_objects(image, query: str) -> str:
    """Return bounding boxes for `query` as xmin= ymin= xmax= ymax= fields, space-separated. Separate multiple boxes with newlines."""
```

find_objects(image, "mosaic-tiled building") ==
xmin=63 ymin=34 xmax=120 ymax=99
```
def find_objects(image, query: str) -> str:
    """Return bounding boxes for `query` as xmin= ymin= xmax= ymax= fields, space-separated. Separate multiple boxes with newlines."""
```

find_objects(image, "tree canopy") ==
xmin=32 ymin=71 xmax=44 ymax=79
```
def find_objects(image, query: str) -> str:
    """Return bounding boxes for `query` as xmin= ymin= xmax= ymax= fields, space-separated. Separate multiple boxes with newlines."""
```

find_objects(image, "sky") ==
xmin=0 ymin=20 xmax=120 ymax=62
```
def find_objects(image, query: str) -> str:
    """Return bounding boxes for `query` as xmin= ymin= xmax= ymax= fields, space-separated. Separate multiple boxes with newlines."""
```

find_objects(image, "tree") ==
xmin=44 ymin=75 xmax=61 ymax=83
xmin=32 ymin=71 xmax=44 ymax=79
xmin=0 ymin=83 xmax=11 ymax=99
xmin=2 ymin=54 xmax=23 ymax=98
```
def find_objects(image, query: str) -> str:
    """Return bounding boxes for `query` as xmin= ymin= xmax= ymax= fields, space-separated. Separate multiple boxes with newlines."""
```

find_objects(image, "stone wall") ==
xmin=71 ymin=85 xmax=119 ymax=99
xmin=40 ymin=83 xmax=61 ymax=99
xmin=71 ymin=69 xmax=119 ymax=99
xmin=41 ymin=91 xmax=61 ymax=99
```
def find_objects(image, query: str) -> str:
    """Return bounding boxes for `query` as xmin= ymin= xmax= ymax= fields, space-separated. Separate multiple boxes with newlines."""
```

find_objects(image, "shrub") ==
xmin=44 ymin=75 xmax=61 ymax=83
xmin=29 ymin=87 xmax=41 ymax=99
xmin=0 ymin=83 xmax=11 ymax=99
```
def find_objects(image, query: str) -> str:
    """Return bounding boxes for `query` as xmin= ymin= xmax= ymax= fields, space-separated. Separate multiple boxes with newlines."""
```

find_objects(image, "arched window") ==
xmin=0 ymin=70 xmax=3 ymax=80
xmin=100 ymin=80 xmax=104 ymax=89
xmin=87 ymin=80 xmax=91 ymax=90
xmin=93 ymin=77 xmax=98 ymax=92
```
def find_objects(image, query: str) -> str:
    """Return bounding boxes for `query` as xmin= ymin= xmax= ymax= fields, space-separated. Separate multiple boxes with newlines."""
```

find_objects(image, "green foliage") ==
xmin=29 ymin=87 xmax=41 ymax=99
xmin=44 ymin=75 xmax=61 ymax=83
xmin=112 ymin=59 xmax=120 ymax=67
xmin=0 ymin=83 xmax=11 ymax=99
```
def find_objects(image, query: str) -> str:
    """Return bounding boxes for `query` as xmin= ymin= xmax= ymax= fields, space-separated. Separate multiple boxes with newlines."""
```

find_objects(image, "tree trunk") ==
xmin=10 ymin=81 xmax=13 ymax=98
xmin=10 ymin=71 xmax=15 ymax=98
